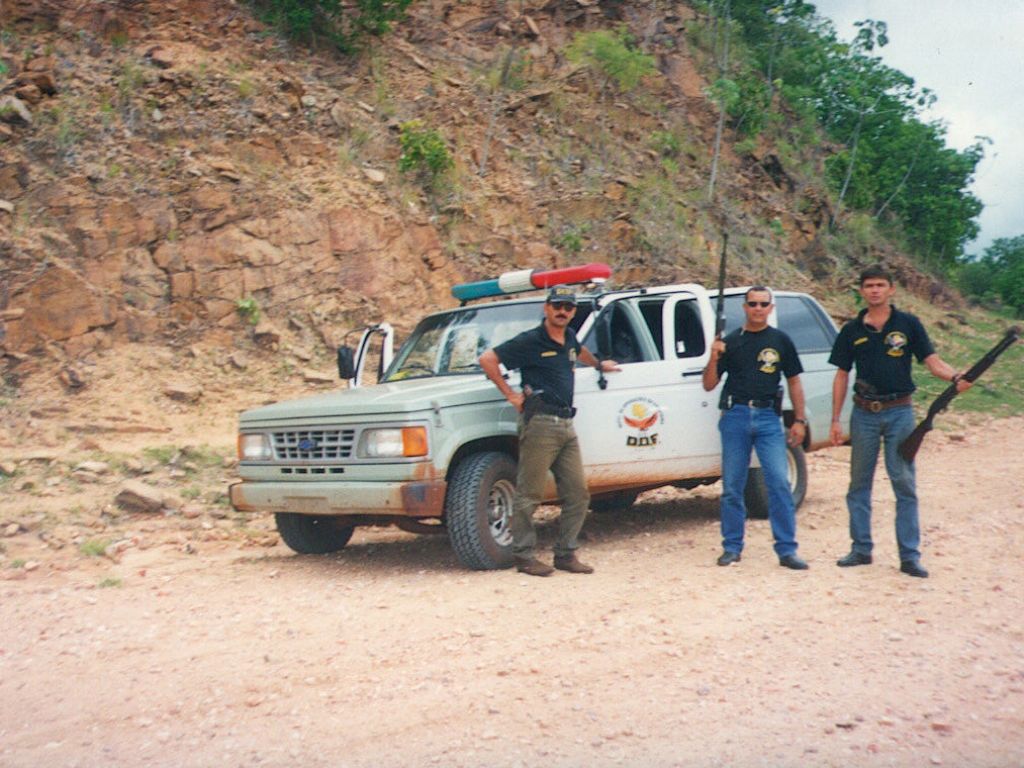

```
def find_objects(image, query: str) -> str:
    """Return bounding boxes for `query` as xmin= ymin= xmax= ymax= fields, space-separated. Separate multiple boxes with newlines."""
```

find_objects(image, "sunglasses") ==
xmin=745 ymin=301 xmax=771 ymax=308
xmin=549 ymin=302 xmax=576 ymax=312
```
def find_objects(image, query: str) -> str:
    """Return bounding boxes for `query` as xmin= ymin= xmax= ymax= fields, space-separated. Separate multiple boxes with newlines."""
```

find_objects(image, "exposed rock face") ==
xmin=4 ymin=262 xmax=118 ymax=348
xmin=0 ymin=0 xmax=854 ymax=367
xmin=0 ymin=0 xmax=475 ymax=358
xmin=2 ymin=186 xmax=461 ymax=353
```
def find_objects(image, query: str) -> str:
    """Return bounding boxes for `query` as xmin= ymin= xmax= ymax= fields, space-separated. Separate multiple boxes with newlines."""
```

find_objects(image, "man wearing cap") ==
xmin=479 ymin=286 xmax=620 ymax=577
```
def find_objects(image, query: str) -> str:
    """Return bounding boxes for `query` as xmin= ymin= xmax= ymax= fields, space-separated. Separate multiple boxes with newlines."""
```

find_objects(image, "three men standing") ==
xmin=479 ymin=286 xmax=620 ymax=577
xmin=702 ymin=286 xmax=809 ymax=570
xmin=829 ymin=265 xmax=970 ymax=578
xmin=479 ymin=268 xmax=969 ymax=579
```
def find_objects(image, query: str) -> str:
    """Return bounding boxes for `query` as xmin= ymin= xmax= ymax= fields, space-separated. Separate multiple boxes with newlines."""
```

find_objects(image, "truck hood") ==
xmin=239 ymin=375 xmax=500 ymax=426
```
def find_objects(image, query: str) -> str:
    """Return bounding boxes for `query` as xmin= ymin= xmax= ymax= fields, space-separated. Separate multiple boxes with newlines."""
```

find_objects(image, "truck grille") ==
xmin=272 ymin=429 xmax=355 ymax=461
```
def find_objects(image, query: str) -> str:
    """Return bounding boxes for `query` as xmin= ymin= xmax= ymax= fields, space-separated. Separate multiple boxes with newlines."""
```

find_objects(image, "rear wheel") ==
xmin=274 ymin=513 xmax=355 ymax=554
xmin=745 ymin=443 xmax=807 ymax=520
xmin=446 ymin=452 xmax=517 ymax=570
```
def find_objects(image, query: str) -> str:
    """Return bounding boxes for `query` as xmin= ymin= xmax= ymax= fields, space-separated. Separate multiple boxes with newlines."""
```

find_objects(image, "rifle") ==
xmin=898 ymin=326 xmax=1020 ymax=462
xmin=715 ymin=233 xmax=728 ymax=338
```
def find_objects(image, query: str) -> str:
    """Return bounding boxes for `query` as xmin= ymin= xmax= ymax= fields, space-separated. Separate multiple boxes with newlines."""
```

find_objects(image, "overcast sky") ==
xmin=811 ymin=0 xmax=1024 ymax=256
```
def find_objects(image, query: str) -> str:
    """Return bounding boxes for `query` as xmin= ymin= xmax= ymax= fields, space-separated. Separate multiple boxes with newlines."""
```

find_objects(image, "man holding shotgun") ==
xmin=828 ymin=265 xmax=971 ymax=578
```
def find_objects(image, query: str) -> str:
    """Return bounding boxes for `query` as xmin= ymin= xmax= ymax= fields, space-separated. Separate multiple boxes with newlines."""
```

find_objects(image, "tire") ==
xmin=590 ymin=490 xmax=639 ymax=514
xmin=446 ymin=452 xmax=517 ymax=570
xmin=744 ymin=443 xmax=807 ymax=520
xmin=274 ymin=512 xmax=355 ymax=554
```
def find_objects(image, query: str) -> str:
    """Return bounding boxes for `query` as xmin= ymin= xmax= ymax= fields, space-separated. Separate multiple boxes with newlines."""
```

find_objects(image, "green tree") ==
xmin=985 ymin=236 xmax=1024 ymax=315
xmin=956 ymin=258 xmax=998 ymax=302
xmin=721 ymin=1 xmax=985 ymax=267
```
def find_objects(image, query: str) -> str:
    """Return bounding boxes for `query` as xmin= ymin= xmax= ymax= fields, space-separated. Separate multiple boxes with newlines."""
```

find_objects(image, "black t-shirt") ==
xmin=828 ymin=306 xmax=934 ymax=397
xmin=717 ymin=325 xmax=803 ymax=401
xmin=494 ymin=322 xmax=581 ymax=408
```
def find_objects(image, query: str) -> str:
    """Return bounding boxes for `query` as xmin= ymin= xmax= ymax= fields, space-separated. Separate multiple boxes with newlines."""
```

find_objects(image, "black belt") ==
xmin=725 ymin=397 xmax=775 ymax=409
xmin=853 ymin=390 xmax=911 ymax=402
xmin=523 ymin=395 xmax=576 ymax=420
xmin=533 ymin=402 xmax=575 ymax=418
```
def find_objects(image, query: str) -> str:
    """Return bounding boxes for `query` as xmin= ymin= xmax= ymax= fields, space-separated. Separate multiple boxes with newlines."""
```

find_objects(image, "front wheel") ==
xmin=446 ymin=452 xmax=517 ymax=570
xmin=745 ymin=443 xmax=807 ymax=520
xmin=274 ymin=513 xmax=355 ymax=554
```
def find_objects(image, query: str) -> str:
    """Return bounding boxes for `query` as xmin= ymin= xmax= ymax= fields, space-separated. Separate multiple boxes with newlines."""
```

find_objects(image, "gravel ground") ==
xmin=1 ymin=417 xmax=1022 ymax=768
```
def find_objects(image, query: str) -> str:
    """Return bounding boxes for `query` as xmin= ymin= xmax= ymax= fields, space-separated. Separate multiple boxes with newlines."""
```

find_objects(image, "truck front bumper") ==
xmin=229 ymin=479 xmax=448 ymax=518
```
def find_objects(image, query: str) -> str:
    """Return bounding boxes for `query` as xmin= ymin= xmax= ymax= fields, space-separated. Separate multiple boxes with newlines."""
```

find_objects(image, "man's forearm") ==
xmin=702 ymin=355 xmax=720 ymax=392
xmin=924 ymin=353 xmax=960 ymax=382
xmin=831 ymin=370 xmax=849 ymax=421
xmin=788 ymin=376 xmax=806 ymax=421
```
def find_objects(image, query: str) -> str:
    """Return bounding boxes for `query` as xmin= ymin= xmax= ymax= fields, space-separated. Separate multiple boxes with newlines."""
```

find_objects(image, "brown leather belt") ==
xmin=853 ymin=394 xmax=912 ymax=413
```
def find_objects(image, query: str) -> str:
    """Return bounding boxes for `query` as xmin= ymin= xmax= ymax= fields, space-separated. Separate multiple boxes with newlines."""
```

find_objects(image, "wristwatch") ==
xmin=793 ymin=418 xmax=807 ymax=425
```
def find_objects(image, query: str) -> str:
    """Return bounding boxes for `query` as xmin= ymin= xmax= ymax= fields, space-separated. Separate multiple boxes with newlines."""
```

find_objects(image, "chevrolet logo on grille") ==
xmin=297 ymin=438 xmax=319 ymax=451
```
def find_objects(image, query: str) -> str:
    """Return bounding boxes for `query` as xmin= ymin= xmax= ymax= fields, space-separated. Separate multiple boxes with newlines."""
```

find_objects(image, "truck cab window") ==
xmin=636 ymin=298 xmax=666 ymax=359
xmin=674 ymin=299 xmax=706 ymax=358
xmin=775 ymin=296 xmax=835 ymax=353
xmin=582 ymin=300 xmax=658 ymax=364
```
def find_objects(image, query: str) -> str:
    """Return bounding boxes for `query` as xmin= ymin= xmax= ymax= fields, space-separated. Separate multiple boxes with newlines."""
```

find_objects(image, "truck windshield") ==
xmin=383 ymin=301 xmax=593 ymax=381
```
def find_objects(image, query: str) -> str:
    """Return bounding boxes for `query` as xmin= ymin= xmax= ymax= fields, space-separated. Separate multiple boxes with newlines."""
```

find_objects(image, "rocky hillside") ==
xmin=0 ymin=0 xmax=938 ymax=395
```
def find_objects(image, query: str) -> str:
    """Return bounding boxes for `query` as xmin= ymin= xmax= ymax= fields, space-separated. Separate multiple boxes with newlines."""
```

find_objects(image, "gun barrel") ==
xmin=897 ymin=327 xmax=1019 ymax=461
xmin=715 ymin=233 xmax=728 ymax=337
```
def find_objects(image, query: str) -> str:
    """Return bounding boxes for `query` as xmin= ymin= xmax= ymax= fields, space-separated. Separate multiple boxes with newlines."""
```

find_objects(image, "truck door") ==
xmin=573 ymin=291 xmax=721 ymax=493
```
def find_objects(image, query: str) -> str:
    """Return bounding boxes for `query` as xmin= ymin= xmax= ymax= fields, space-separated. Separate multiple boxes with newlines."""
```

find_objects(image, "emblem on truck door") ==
xmin=617 ymin=397 xmax=663 ymax=447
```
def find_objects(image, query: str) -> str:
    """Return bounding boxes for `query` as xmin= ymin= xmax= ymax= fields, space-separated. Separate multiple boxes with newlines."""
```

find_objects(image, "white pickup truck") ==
xmin=231 ymin=267 xmax=850 ymax=570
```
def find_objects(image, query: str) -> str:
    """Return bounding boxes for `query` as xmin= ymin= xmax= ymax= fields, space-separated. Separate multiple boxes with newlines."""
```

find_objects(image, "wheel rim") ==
xmin=787 ymin=449 xmax=798 ymax=491
xmin=487 ymin=478 xmax=515 ymax=546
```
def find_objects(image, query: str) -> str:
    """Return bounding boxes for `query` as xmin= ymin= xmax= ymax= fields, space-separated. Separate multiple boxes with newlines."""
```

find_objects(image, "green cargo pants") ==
xmin=512 ymin=413 xmax=590 ymax=559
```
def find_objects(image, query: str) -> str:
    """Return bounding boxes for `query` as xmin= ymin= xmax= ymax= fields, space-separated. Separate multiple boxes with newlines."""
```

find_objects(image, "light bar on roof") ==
xmin=451 ymin=263 xmax=611 ymax=302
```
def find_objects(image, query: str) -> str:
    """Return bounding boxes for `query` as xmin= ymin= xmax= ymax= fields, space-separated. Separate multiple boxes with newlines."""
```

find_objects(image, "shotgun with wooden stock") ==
xmin=897 ymin=326 xmax=1020 ymax=462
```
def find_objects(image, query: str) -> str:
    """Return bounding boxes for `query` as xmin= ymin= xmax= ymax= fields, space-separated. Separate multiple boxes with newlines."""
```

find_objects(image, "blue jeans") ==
xmin=846 ymin=404 xmax=920 ymax=562
xmin=718 ymin=405 xmax=798 ymax=557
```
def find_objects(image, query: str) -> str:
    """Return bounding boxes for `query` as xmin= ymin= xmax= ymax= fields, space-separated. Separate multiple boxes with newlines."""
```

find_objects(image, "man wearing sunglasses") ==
xmin=479 ymin=286 xmax=621 ymax=577
xmin=702 ymin=286 xmax=809 ymax=570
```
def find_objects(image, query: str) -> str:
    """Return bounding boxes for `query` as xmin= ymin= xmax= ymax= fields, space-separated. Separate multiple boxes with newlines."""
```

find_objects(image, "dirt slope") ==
xmin=2 ymin=0 xmax=874 ymax=384
xmin=2 ymin=416 xmax=1021 ymax=768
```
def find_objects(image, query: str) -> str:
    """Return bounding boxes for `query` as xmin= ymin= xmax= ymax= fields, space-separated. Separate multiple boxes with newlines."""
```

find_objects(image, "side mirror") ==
xmin=337 ymin=346 xmax=356 ymax=380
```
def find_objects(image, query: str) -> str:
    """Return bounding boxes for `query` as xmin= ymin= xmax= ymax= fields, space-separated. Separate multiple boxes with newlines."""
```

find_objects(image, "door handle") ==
xmin=681 ymin=370 xmax=703 ymax=377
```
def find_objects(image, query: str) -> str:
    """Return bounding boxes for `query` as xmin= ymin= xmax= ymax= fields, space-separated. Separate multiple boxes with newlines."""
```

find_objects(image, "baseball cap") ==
xmin=546 ymin=286 xmax=577 ymax=305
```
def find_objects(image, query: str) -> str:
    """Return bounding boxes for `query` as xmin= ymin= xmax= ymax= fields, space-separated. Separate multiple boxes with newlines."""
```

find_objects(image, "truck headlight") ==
xmin=359 ymin=426 xmax=428 ymax=458
xmin=238 ymin=433 xmax=273 ymax=461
